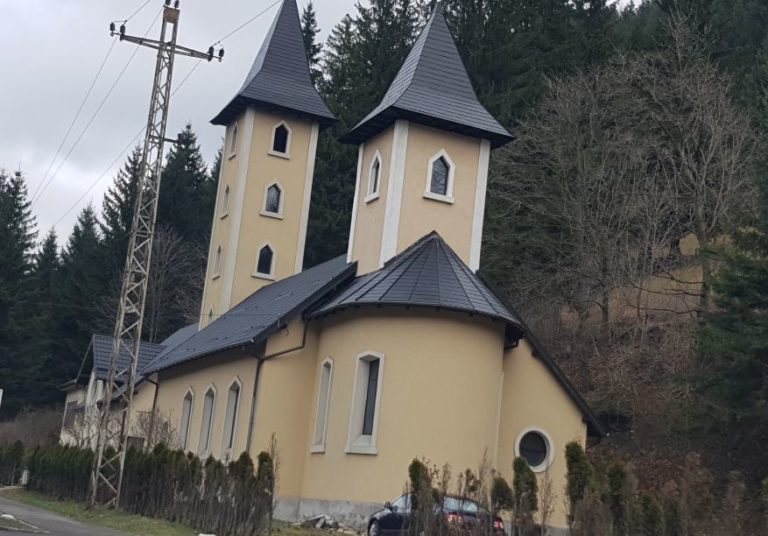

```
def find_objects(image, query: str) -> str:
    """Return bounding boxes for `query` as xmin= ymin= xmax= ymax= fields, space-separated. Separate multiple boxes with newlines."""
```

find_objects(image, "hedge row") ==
xmin=0 ymin=443 xmax=275 ymax=536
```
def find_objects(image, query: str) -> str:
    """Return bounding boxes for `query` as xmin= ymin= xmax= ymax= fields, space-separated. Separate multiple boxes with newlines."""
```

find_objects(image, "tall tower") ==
xmin=342 ymin=5 xmax=511 ymax=274
xmin=200 ymin=0 xmax=335 ymax=326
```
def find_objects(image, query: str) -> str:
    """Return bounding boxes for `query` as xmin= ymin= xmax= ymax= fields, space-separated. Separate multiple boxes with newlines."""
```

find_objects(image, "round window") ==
xmin=517 ymin=430 xmax=551 ymax=470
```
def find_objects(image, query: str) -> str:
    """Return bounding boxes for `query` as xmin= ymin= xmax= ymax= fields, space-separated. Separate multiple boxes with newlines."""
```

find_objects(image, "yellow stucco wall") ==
xmin=397 ymin=124 xmax=481 ymax=265
xmin=154 ymin=349 xmax=257 ymax=461
xmin=299 ymin=310 xmax=505 ymax=504
xmin=350 ymin=129 xmax=394 ymax=274
xmin=250 ymin=318 xmax=320 ymax=497
xmin=497 ymin=341 xmax=587 ymax=529
xmin=200 ymin=108 xmax=318 ymax=324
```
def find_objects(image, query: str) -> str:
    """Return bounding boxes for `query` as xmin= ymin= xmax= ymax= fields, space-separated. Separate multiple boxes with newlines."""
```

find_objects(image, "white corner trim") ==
xmin=220 ymin=108 xmax=256 ymax=312
xmin=364 ymin=192 xmax=380 ymax=204
xmin=311 ymin=357 xmax=334 ymax=453
xmin=346 ymin=143 xmax=366 ymax=264
xmin=379 ymin=120 xmax=409 ymax=267
xmin=199 ymin=131 xmax=229 ymax=329
xmin=295 ymin=122 xmax=319 ymax=274
xmin=514 ymin=427 xmax=555 ymax=473
xmin=345 ymin=351 xmax=385 ymax=456
xmin=469 ymin=139 xmax=491 ymax=272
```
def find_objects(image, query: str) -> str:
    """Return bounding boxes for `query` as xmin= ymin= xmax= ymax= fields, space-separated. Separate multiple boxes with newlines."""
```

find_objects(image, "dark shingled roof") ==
xmin=145 ymin=255 xmax=356 ymax=374
xmin=342 ymin=5 xmax=512 ymax=147
xmin=90 ymin=335 xmax=165 ymax=381
xmin=211 ymin=0 xmax=335 ymax=127
xmin=311 ymin=232 xmax=521 ymax=327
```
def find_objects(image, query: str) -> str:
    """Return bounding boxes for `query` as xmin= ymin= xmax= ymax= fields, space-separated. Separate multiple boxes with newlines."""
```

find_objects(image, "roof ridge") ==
xmin=405 ymin=237 xmax=439 ymax=301
xmin=434 ymin=238 xmax=472 ymax=305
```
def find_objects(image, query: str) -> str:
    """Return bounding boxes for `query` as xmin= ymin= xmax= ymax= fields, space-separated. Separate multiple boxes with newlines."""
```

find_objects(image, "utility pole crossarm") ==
xmin=90 ymin=0 xmax=221 ymax=509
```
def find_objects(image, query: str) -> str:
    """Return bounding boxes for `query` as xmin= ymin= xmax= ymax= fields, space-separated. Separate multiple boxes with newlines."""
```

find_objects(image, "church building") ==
xmin=62 ymin=1 xmax=603 ymax=531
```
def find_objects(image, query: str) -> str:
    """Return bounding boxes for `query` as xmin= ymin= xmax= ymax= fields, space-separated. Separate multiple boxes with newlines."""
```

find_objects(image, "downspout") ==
xmin=144 ymin=375 xmax=160 ymax=450
xmin=245 ymin=317 xmax=311 ymax=453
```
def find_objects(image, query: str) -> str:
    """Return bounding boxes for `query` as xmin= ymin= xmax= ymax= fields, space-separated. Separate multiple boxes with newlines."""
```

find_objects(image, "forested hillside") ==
xmin=1 ymin=0 xmax=767 ymax=496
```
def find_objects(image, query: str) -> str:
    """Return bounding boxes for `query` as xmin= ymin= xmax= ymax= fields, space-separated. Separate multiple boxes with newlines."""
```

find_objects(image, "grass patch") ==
xmin=0 ymin=488 xmax=196 ymax=536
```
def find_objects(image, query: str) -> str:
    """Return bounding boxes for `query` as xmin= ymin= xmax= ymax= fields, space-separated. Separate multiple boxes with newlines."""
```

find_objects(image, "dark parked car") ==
xmin=367 ymin=494 xmax=505 ymax=536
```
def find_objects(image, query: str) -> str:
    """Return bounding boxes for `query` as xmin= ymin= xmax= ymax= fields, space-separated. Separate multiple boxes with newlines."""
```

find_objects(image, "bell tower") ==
xmin=342 ymin=4 xmax=511 ymax=275
xmin=200 ymin=0 xmax=335 ymax=326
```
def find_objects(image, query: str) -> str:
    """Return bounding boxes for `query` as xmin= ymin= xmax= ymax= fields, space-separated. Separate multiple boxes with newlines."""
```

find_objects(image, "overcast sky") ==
xmin=0 ymin=0 xmax=356 ymax=245
xmin=1 ymin=0 xmax=629 ymax=246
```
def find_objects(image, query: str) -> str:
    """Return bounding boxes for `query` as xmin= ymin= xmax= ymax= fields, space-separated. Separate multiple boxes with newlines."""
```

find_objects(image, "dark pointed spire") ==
xmin=211 ymin=0 xmax=335 ymax=127
xmin=342 ymin=5 xmax=511 ymax=147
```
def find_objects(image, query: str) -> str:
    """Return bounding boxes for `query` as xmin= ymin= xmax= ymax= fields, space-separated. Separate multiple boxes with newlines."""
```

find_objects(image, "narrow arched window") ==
xmin=208 ymin=307 xmax=214 ymax=324
xmin=256 ymin=245 xmax=274 ymax=276
xmin=198 ymin=387 xmax=215 ymax=456
xmin=179 ymin=391 xmax=193 ymax=450
xmin=430 ymin=156 xmax=450 ymax=196
xmin=264 ymin=184 xmax=282 ymax=215
xmin=229 ymin=123 xmax=239 ymax=157
xmin=222 ymin=380 xmax=241 ymax=454
xmin=271 ymin=123 xmax=291 ymax=156
xmin=367 ymin=153 xmax=381 ymax=201
xmin=214 ymin=245 xmax=222 ymax=277
xmin=221 ymin=185 xmax=230 ymax=217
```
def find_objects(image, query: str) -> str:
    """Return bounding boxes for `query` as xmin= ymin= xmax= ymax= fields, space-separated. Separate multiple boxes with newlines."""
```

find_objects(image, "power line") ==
xmin=50 ymin=59 xmax=204 ymax=229
xmin=31 ymin=8 xmax=162 ymax=207
xmin=30 ymin=39 xmax=118 ymax=203
xmin=124 ymin=0 xmax=153 ymax=22
xmin=213 ymin=0 xmax=281 ymax=45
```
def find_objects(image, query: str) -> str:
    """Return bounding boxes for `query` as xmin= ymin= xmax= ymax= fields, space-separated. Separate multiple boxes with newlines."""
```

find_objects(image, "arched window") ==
xmin=179 ymin=390 xmax=194 ymax=450
xmin=312 ymin=358 xmax=334 ymax=452
xmin=222 ymin=380 xmax=241 ymax=455
xmin=346 ymin=352 xmax=384 ymax=455
xmin=425 ymin=151 xmax=455 ymax=203
xmin=208 ymin=307 xmax=214 ymax=324
xmin=198 ymin=387 xmax=215 ymax=456
xmin=255 ymin=245 xmax=274 ymax=277
xmin=366 ymin=152 xmax=382 ymax=202
xmin=270 ymin=122 xmax=291 ymax=157
xmin=263 ymin=183 xmax=283 ymax=216
xmin=229 ymin=123 xmax=239 ymax=157
xmin=214 ymin=245 xmax=222 ymax=277
xmin=221 ymin=185 xmax=230 ymax=217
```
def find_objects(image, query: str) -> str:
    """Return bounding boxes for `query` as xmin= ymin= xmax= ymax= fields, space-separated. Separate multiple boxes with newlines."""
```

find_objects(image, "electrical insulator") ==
xmin=219 ymin=48 xmax=225 ymax=60
xmin=110 ymin=22 xmax=115 ymax=33
xmin=174 ymin=0 xmax=180 ymax=8
xmin=120 ymin=24 xmax=126 ymax=36
xmin=164 ymin=0 xmax=170 ymax=6
xmin=208 ymin=46 xmax=214 ymax=60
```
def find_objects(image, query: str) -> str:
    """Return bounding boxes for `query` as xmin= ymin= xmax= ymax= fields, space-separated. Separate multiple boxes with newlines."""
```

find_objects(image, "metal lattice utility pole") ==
xmin=90 ymin=0 xmax=222 ymax=508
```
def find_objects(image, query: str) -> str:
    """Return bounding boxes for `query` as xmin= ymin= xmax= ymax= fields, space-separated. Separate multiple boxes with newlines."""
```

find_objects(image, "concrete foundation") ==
xmin=275 ymin=496 xmax=384 ymax=530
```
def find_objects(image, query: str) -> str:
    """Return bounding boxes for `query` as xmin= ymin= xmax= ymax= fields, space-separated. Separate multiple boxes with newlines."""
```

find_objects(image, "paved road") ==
xmin=0 ymin=494 xmax=127 ymax=535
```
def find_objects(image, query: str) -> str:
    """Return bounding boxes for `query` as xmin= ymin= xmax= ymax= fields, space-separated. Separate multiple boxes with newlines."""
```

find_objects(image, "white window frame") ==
xmin=198 ymin=385 xmax=216 ymax=457
xmin=228 ymin=122 xmax=239 ymax=159
xmin=252 ymin=243 xmax=276 ymax=280
xmin=221 ymin=377 xmax=242 ymax=461
xmin=423 ymin=149 xmax=456 ymax=204
xmin=260 ymin=181 xmax=285 ymax=219
xmin=311 ymin=357 xmax=334 ymax=453
xmin=268 ymin=121 xmax=292 ymax=159
xmin=213 ymin=245 xmax=222 ymax=279
xmin=345 ymin=351 xmax=385 ymax=455
xmin=514 ymin=427 xmax=555 ymax=473
xmin=179 ymin=389 xmax=194 ymax=451
xmin=365 ymin=150 xmax=383 ymax=203
xmin=220 ymin=185 xmax=230 ymax=219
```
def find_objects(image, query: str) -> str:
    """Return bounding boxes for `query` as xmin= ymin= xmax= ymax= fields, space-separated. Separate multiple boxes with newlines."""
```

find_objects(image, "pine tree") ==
xmin=26 ymin=230 xmax=62 ymax=406
xmin=157 ymin=124 xmax=215 ymax=247
xmin=52 ymin=206 xmax=109 ymax=386
xmin=101 ymin=146 xmax=142 ymax=277
xmin=301 ymin=1 xmax=323 ymax=85
xmin=0 ymin=170 xmax=37 ymax=417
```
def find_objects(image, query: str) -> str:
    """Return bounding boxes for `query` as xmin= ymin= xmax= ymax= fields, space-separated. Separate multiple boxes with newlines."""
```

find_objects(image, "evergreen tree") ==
xmin=157 ymin=124 xmax=215 ymax=247
xmin=0 ymin=170 xmax=37 ymax=418
xmin=300 ymin=1 xmax=323 ymax=86
xmin=26 ymin=230 xmax=62 ymax=406
xmin=51 ymin=206 xmax=109 ymax=386
xmin=101 ymin=147 xmax=142 ymax=279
